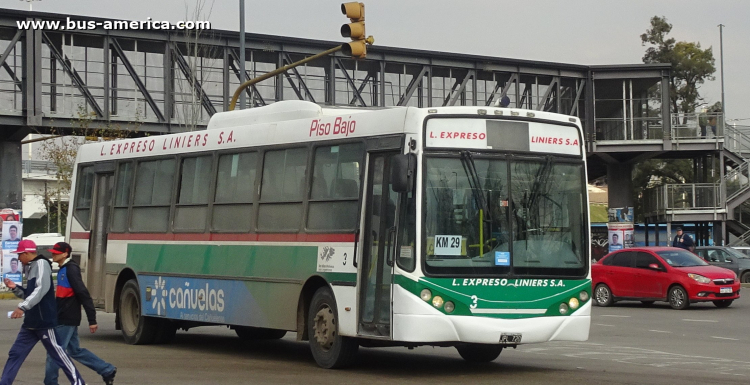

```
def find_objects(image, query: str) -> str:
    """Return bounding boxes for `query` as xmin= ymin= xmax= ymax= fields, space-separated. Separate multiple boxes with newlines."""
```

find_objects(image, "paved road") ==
xmin=0 ymin=295 xmax=748 ymax=384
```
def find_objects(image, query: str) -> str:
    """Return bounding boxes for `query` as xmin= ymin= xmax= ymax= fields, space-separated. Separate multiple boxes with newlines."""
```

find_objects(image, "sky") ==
xmin=6 ymin=0 xmax=750 ymax=123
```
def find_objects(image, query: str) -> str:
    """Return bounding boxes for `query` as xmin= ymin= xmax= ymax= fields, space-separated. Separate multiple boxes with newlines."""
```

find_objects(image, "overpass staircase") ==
xmin=642 ymin=114 xmax=750 ymax=245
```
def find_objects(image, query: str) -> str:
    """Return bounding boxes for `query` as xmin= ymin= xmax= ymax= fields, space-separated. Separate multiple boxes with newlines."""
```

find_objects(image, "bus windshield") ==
xmin=423 ymin=155 xmax=587 ymax=277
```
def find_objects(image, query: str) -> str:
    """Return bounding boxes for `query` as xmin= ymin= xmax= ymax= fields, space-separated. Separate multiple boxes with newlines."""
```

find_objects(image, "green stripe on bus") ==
xmin=125 ymin=243 xmax=356 ymax=283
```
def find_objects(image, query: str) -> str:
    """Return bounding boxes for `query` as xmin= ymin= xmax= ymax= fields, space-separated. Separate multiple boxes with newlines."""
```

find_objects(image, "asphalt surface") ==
xmin=0 ymin=289 xmax=748 ymax=384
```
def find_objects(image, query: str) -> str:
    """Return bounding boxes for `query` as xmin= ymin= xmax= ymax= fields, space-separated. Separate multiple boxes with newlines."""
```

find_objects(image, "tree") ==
xmin=34 ymin=104 xmax=141 ymax=234
xmin=641 ymin=16 xmax=716 ymax=115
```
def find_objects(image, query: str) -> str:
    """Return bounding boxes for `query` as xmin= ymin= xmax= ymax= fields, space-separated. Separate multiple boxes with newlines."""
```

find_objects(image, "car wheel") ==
xmin=713 ymin=300 xmax=733 ymax=308
xmin=741 ymin=272 xmax=750 ymax=284
xmin=594 ymin=284 xmax=613 ymax=307
xmin=641 ymin=301 xmax=655 ymax=306
xmin=668 ymin=286 xmax=689 ymax=310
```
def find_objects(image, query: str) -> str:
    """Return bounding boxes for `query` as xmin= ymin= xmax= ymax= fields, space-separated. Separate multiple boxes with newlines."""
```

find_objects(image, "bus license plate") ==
xmin=499 ymin=333 xmax=522 ymax=344
xmin=720 ymin=287 xmax=732 ymax=294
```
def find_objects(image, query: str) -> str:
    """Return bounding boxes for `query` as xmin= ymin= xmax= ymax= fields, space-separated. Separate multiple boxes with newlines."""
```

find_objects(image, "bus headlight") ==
xmin=579 ymin=290 xmax=589 ymax=302
xmin=420 ymin=289 xmax=432 ymax=302
xmin=432 ymin=296 xmax=444 ymax=309
xmin=559 ymin=303 xmax=569 ymax=315
xmin=444 ymin=301 xmax=455 ymax=313
xmin=569 ymin=297 xmax=580 ymax=310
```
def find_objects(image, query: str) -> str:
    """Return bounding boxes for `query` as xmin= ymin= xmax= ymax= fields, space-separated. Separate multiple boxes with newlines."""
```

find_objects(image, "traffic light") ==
xmin=341 ymin=2 xmax=373 ymax=59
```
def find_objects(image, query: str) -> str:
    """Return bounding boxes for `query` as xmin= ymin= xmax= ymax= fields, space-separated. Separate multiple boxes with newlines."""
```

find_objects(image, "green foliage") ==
xmin=641 ymin=16 xmax=716 ymax=114
xmin=632 ymin=159 xmax=694 ymax=221
xmin=589 ymin=204 xmax=609 ymax=223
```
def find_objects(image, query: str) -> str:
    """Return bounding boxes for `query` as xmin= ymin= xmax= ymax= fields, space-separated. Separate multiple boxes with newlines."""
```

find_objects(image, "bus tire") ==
xmin=456 ymin=344 xmax=503 ymax=363
xmin=235 ymin=326 xmax=287 ymax=340
xmin=119 ymin=279 xmax=158 ymax=345
xmin=153 ymin=319 xmax=177 ymax=344
xmin=308 ymin=287 xmax=358 ymax=369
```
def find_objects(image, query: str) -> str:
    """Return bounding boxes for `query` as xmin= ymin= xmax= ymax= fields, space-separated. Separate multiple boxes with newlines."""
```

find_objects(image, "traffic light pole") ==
xmin=228 ymin=45 xmax=342 ymax=111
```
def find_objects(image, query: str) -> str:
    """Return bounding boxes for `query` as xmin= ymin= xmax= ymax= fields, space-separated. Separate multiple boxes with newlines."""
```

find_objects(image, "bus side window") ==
xmin=131 ymin=158 xmax=176 ymax=232
xmin=258 ymin=148 xmax=308 ymax=232
xmin=111 ymin=162 xmax=134 ymax=233
xmin=307 ymin=143 xmax=363 ymax=231
xmin=213 ymin=152 xmax=257 ymax=232
xmin=175 ymin=155 xmax=213 ymax=232
xmin=73 ymin=165 xmax=95 ymax=230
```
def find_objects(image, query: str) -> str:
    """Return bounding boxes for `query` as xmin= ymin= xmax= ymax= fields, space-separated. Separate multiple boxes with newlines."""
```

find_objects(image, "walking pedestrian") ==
xmin=44 ymin=242 xmax=116 ymax=385
xmin=672 ymin=227 xmax=695 ymax=252
xmin=0 ymin=240 xmax=86 ymax=385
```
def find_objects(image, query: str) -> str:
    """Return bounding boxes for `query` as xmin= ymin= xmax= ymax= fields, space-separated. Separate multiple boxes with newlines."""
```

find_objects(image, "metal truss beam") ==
xmin=570 ymin=80 xmax=585 ymax=115
xmin=228 ymin=49 xmax=266 ymax=107
xmin=397 ymin=66 xmax=429 ymax=106
xmin=0 ymin=30 xmax=22 ymax=69
xmin=41 ymin=32 xmax=104 ymax=118
xmin=536 ymin=77 xmax=558 ymax=111
xmin=282 ymin=53 xmax=315 ymax=103
xmin=110 ymin=38 xmax=165 ymax=122
xmin=172 ymin=44 xmax=217 ymax=116
xmin=335 ymin=58 xmax=366 ymax=106
xmin=486 ymin=73 xmax=518 ymax=107
xmin=349 ymin=73 xmax=372 ymax=105
xmin=444 ymin=70 xmax=475 ymax=106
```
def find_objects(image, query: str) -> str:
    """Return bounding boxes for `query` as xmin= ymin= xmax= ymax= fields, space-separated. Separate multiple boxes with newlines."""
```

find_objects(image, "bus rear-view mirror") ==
xmin=391 ymin=153 xmax=416 ymax=193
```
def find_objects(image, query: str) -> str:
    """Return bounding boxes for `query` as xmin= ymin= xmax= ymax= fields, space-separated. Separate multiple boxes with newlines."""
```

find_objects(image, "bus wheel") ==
xmin=119 ymin=279 xmax=158 ymax=345
xmin=456 ymin=344 xmax=503 ymax=363
xmin=308 ymin=287 xmax=358 ymax=368
xmin=235 ymin=326 xmax=287 ymax=340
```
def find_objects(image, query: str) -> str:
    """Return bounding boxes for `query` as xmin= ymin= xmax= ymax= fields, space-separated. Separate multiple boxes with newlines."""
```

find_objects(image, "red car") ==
xmin=592 ymin=247 xmax=740 ymax=309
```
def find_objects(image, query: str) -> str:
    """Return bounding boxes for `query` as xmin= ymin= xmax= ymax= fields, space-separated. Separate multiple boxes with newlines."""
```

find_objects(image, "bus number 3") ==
xmin=343 ymin=253 xmax=347 ymax=265
xmin=470 ymin=295 xmax=478 ymax=309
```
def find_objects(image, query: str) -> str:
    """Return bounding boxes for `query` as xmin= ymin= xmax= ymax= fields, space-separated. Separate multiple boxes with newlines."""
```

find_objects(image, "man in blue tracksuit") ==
xmin=44 ymin=242 xmax=116 ymax=385
xmin=1 ymin=240 xmax=86 ymax=385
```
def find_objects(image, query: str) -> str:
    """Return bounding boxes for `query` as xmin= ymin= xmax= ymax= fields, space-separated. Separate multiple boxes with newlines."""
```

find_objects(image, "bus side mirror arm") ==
xmin=391 ymin=153 xmax=416 ymax=193
xmin=353 ymin=228 xmax=359 ymax=268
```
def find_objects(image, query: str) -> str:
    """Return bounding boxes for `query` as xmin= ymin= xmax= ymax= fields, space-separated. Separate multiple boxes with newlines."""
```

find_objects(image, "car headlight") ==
xmin=688 ymin=273 xmax=711 ymax=284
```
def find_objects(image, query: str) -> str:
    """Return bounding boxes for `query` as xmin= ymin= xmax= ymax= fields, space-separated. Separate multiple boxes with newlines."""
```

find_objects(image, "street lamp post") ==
xmin=19 ymin=0 xmax=41 ymax=11
xmin=239 ymin=0 xmax=246 ymax=110
xmin=718 ymin=24 xmax=725 ymax=116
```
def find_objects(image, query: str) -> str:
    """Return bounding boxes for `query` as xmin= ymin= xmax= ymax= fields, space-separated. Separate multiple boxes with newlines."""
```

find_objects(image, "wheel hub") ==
xmin=313 ymin=305 xmax=336 ymax=350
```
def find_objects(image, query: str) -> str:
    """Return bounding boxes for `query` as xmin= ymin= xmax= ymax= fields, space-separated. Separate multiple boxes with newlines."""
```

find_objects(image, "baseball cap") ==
xmin=10 ymin=240 xmax=37 ymax=254
xmin=49 ymin=242 xmax=72 ymax=255
xmin=675 ymin=226 xmax=683 ymax=231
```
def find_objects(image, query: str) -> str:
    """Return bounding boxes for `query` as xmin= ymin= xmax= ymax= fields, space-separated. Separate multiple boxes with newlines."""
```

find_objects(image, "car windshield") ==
xmin=423 ymin=155 xmax=587 ymax=276
xmin=656 ymin=250 xmax=709 ymax=267
xmin=726 ymin=248 xmax=750 ymax=259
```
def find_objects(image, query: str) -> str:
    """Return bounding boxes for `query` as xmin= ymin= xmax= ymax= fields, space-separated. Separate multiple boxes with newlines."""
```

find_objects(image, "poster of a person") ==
xmin=2 ymin=221 xmax=23 ymax=286
xmin=610 ymin=233 xmax=623 ymax=251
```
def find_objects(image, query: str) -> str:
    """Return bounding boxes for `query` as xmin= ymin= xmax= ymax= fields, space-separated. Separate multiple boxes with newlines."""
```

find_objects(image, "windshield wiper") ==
xmin=460 ymin=151 xmax=494 ymax=256
xmin=460 ymin=151 xmax=491 ymax=221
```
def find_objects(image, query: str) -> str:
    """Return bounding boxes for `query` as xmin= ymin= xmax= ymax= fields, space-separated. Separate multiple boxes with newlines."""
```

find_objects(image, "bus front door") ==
xmin=358 ymin=152 xmax=399 ymax=338
xmin=87 ymin=172 xmax=113 ymax=308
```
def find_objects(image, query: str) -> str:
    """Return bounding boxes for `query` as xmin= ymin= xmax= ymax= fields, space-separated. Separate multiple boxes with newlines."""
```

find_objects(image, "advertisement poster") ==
xmin=608 ymin=207 xmax=634 ymax=223
xmin=607 ymin=222 xmax=634 ymax=253
xmin=2 ymin=221 xmax=23 ymax=286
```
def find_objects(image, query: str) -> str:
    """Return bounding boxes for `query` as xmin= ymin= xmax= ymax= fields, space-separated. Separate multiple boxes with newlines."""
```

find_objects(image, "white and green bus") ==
xmin=68 ymin=100 xmax=591 ymax=368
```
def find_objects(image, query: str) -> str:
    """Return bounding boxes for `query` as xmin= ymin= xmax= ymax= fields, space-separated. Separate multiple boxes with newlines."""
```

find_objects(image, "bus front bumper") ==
xmin=392 ymin=285 xmax=591 ymax=344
